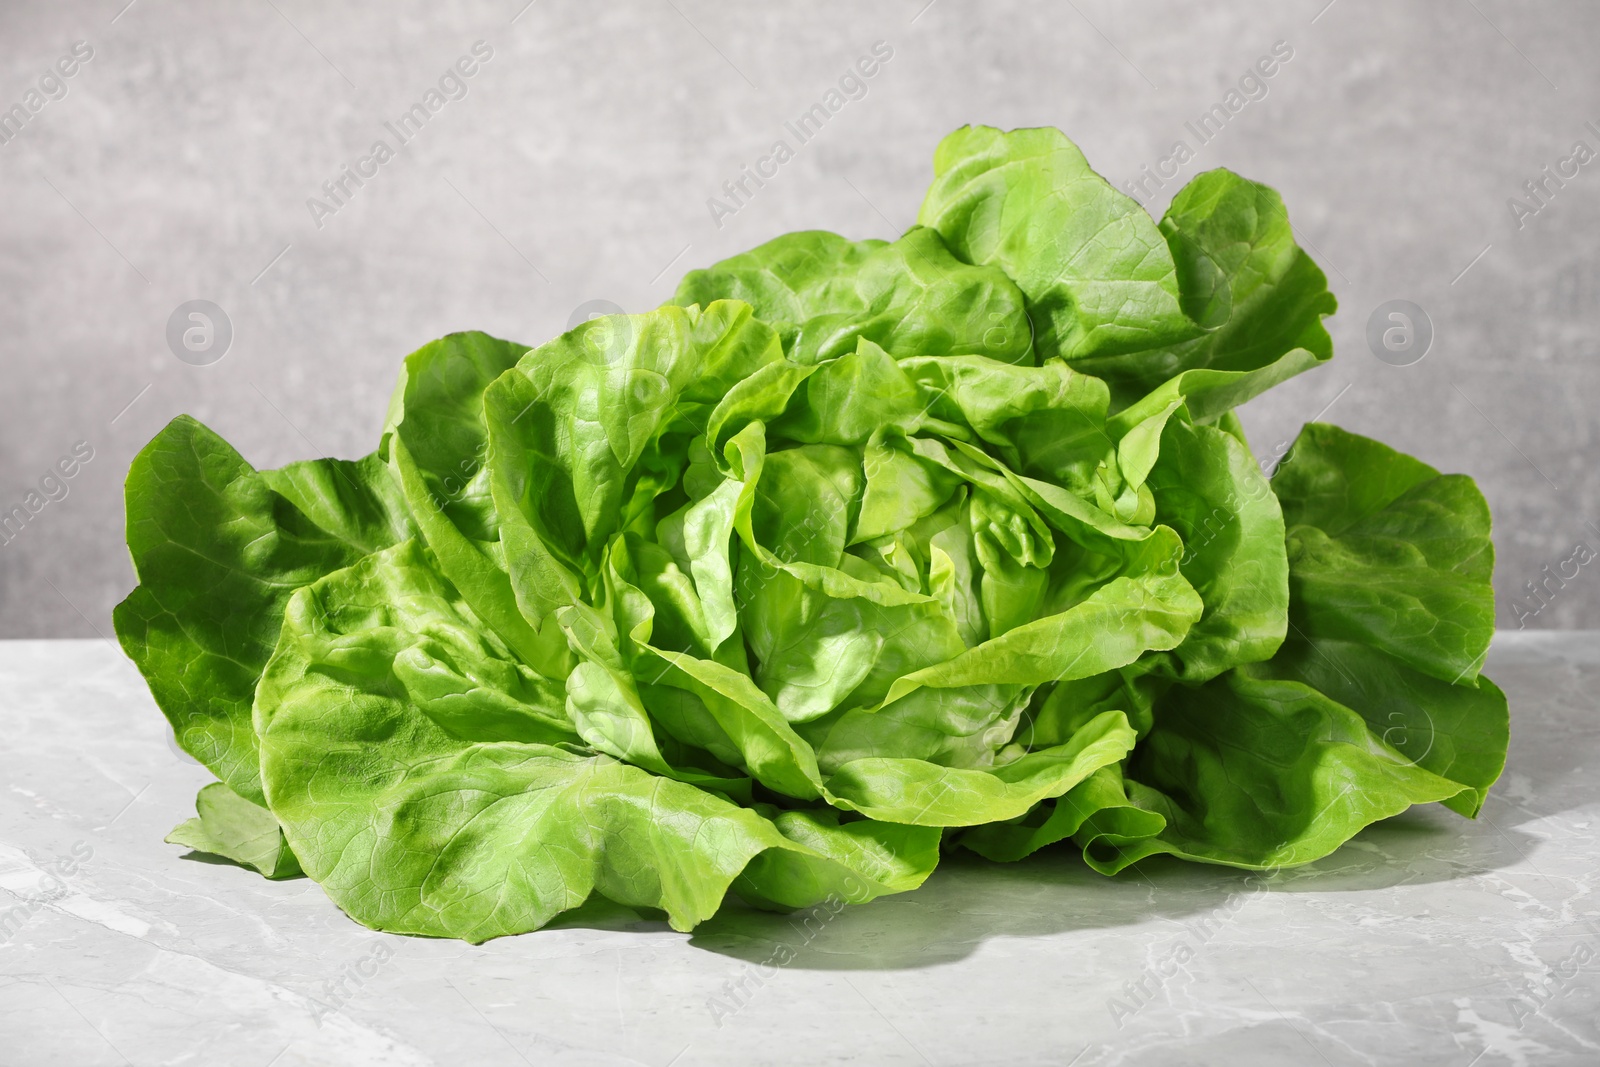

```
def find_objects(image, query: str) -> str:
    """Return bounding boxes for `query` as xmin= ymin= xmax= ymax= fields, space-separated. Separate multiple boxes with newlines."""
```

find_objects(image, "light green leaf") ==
xmin=824 ymin=710 xmax=1137 ymax=826
xmin=674 ymin=227 xmax=1033 ymax=365
xmin=386 ymin=331 xmax=559 ymax=672
xmin=958 ymin=764 xmax=1165 ymax=863
xmin=1141 ymin=415 xmax=1288 ymax=681
xmin=918 ymin=125 xmax=1197 ymax=361
xmin=166 ymin=782 xmax=303 ymax=879
xmin=1083 ymin=169 xmax=1336 ymax=415
xmin=115 ymin=415 xmax=408 ymax=805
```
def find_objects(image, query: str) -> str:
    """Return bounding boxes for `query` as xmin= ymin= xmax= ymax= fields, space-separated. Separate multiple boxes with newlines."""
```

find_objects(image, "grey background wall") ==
xmin=0 ymin=0 xmax=1595 ymax=636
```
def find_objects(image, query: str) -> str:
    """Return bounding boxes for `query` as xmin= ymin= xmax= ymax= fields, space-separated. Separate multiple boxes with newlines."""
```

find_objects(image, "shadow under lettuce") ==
xmin=677 ymin=803 xmax=1540 ymax=971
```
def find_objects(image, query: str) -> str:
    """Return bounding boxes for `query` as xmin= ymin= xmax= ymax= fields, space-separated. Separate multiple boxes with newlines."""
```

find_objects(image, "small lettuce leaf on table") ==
xmin=165 ymin=781 xmax=303 ymax=879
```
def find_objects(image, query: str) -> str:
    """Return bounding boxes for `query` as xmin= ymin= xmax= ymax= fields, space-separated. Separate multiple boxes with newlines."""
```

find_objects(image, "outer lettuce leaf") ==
xmin=1084 ymin=169 xmax=1336 ymax=416
xmin=1272 ymin=422 xmax=1495 ymax=684
xmin=734 ymin=807 xmax=940 ymax=910
xmin=115 ymin=415 xmax=412 ymax=805
xmin=918 ymin=125 xmax=1198 ymax=362
xmin=1066 ymin=424 xmax=1504 ymax=870
xmin=260 ymin=453 xmax=414 ymax=554
xmin=1250 ymin=638 xmax=1507 ymax=819
xmin=1257 ymin=422 xmax=1505 ymax=816
xmin=1082 ymin=671 xmax=1483 ymax=872
xmin=958 ymin=764 xmax=1164 ymax=863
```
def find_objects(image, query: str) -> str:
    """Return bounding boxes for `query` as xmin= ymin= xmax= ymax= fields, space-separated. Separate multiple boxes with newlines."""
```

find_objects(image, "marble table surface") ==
xmin=1 ymin=634 xmax=1596 ymax=1067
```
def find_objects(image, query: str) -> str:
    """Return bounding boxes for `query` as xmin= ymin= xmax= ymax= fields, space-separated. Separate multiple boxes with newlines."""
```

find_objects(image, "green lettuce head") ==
xmin=116 ymin=127 xmax=1505 ymax=941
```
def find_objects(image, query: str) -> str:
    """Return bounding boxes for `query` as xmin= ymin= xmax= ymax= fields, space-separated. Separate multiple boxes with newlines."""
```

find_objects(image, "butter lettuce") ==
xmin=118 ymin=125 xmax=1504 ymax=941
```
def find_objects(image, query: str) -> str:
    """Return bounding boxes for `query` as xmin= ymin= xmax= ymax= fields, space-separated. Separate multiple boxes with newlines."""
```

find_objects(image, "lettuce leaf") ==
xmin=918 ymin=125 xmax=1197 ymax=362
xmin=674 ymin=228 xmax=1034 ymax=365
xmin=1009 ymin=424 xmax=1504 ymax=871
xmin=165 ymin=781 xmax=303 ymax=879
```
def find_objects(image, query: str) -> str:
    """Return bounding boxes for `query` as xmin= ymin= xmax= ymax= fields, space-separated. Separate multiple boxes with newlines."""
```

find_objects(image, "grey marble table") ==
xmin=1 ymin=635 xmax=1596 ymax=1067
